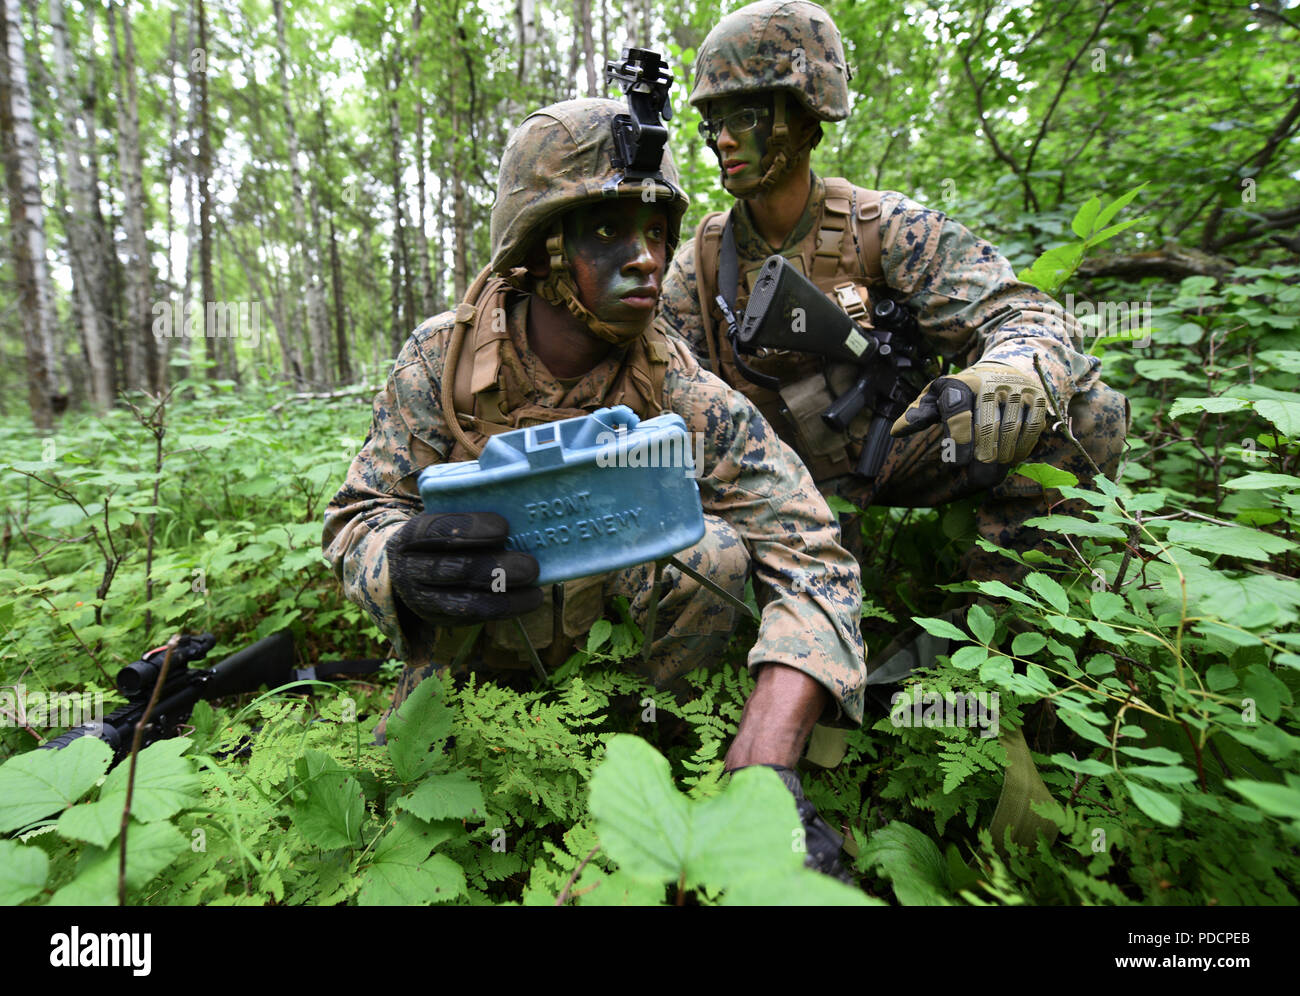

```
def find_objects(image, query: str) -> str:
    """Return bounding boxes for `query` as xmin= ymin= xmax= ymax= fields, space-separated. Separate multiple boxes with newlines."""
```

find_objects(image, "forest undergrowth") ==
xmin=1 ymin=194 xmax=1298 ymax=906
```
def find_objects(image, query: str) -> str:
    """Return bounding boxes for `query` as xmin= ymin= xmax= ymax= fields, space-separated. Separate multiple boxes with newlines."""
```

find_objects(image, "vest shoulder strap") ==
xmin=813 ymin=177 xmax=853 ymax=281
xmin=450 ymin=301 xmax=477 ymax=427
xmin=826 ymin=178 xmax=884 ymax=285
xmin=696 ymin=182 xmax=885 ymax=296
xmin=450 ymin=280 xmax=514 ymax=432
xmin=642 ymin=324 xmax=671 ymax=414
xmin=692 ymin=210 xmax=729 ymax=376
xmin=693 ymin=210 xmax=729 ymax=302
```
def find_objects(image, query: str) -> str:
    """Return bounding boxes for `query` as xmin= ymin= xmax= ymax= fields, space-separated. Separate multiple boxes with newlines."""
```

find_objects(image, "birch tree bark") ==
xmin=195 ymin=0 xmax=227 ymax=381
xmin=601 ymin=0 xmax=609 ymax=71
xmin=412 ymin=0 xmax=434 ymax=318
xmin=315 ymin=98 xmax=351 ymax=383
xmin=577 ymin=0 xmax=597 ymax=97
xmin=432 ymin=187 xmax=444 ymax=311
xmin=171 ymin=1 xmax=195 ymax=383
xmin=508 ymin=0 xmax=535 ymax=120
xmin=273 ymin=0 xmax=329 ymax=387
xmin=387 ymin=56 xmax=415 ymax=354
xmin=82 ymin=3 xmax=117 ymax=393
xmin=450 ymin=34 xmax=468 ymax=303
xmin=0 ymin=0 xmax=54 ymax=428
xmin=254 ymin=216 xmax=305 ymax=386
xmin=237 ymin=37 xmax=302 ymax=387
xmin=162 ymin=7 xmax=178 ymax=377
xmin=18 ymin=0 xmax=65 ymax=398
xmin=108 ymin=0 xmax=156 ymax=393
xmin=49 ymin=0 xmax=112 ymax=409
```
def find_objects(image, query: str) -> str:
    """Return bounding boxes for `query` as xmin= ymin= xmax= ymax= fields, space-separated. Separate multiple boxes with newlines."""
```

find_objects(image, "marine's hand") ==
xmin=386 ymin=512 xmax=542 ymax=625
xmin=753 ymin=764 xmax=855 ymax=884
xmin=890 ymin=361 xmax=1048 ymax=473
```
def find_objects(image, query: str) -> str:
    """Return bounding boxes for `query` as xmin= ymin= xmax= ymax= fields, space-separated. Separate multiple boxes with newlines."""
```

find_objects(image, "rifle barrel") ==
xmin=203 ymin=630 xmax=297 ymax=698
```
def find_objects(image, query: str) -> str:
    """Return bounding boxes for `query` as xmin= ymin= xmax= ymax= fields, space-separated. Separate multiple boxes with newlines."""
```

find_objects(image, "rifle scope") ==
xmin=116 ymin=633 xmax=217 ymax=698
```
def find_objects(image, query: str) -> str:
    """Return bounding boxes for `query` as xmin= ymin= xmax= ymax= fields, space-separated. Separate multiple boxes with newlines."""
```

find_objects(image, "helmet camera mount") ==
xmin=603 ymin=48 xmax=679 ymax=193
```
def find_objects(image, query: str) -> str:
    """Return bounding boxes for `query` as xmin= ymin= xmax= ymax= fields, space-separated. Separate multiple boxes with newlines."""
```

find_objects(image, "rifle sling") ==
xmin=720 ymin=217 xmax=788 ymax=391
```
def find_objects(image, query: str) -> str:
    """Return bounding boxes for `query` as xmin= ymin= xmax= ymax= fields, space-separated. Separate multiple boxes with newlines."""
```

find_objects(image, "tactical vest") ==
xmin=442 ymin=274 xmax=673 ymax=461
xmin=692 ymin=178 xmax=885 ymax=481
xmin=434 ymin=269 xmax=673 ymax=666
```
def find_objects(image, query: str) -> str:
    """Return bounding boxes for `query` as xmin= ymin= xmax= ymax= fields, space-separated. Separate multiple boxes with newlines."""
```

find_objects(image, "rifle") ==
xmin=39 ymin=631 xmax=382 ymax=767
xmin=730 ymin=254 xmax=933 ymax=481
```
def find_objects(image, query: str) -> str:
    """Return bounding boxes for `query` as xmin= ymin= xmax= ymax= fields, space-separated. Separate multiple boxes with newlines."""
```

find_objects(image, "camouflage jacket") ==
xmin=659 ymin=174 xmax=1101 ymax=408
xmin=322 ymin=291 xmax=868 ymax=724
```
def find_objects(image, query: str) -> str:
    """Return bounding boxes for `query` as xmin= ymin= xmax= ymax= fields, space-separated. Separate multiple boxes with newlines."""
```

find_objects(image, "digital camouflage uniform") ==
xmin=660 ymin=0 xmax=1129 ymax=581
xmin=322 ymin=98 xmax=867 ymax=730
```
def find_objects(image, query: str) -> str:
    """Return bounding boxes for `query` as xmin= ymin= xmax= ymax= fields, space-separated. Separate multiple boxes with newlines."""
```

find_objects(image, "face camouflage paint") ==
xmin=704 ymin=96 xmax=775 ymax=197
xmin=561 ymin=200 xmax=669 ymax=341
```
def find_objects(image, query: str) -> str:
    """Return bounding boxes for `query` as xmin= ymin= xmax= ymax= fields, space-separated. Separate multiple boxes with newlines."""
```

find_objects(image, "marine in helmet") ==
xmin=323 ymin=93 xmax=865 ymax=879
xmin=659 ymin=0 xmax=1130 ymax=582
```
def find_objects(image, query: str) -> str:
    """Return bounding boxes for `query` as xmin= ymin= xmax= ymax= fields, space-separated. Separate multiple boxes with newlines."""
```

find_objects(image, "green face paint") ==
xmin=561 ymin=199 xmax=669 ymax=339
xmin=705 ymin=95 xmax=774 ymax=196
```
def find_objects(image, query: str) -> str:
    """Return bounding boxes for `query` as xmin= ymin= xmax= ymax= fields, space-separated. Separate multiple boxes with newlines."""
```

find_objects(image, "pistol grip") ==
xmin=822 ymin=372 xmax=871 ymax=433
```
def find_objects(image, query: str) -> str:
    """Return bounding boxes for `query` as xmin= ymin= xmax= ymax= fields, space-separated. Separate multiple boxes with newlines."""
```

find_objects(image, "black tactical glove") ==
xmin=385 ymin=512 xmax=542 ymax=626
xmin=753 ymin=764 xmax=855 ymax=884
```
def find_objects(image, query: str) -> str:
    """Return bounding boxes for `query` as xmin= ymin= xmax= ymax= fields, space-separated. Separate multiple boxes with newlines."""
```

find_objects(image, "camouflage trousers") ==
xmin=827 ymin=379 xmax=1130 ymax=582
xmin=378 ymin=512 xmax=749 ymax=735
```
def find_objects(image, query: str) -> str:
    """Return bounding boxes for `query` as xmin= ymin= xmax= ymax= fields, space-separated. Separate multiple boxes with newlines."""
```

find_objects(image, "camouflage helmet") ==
xmin=490 ymin=98 xmax=690 ymax=274
xmin=689 ymin=0 xmax=852 ymax=122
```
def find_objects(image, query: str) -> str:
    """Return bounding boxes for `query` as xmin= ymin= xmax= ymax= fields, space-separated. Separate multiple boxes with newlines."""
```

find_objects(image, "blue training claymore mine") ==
xmin=417 ymin=406 xmax=706 ymax=586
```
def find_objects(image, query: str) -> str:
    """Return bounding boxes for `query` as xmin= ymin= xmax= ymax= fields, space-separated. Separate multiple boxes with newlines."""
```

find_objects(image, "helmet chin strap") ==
xmin=534 ymin=231 xmax=649 ymax=347
xmin=717 ymin=92 xmax=821 ymax=199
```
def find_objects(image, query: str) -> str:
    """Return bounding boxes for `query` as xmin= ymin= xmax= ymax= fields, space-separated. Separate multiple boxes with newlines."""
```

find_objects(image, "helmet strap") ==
xmin=756 ymin=92 xmax=820 ymax=192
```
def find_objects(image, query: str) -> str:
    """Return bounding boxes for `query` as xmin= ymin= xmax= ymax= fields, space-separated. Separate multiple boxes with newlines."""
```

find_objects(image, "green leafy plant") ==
xmin=1018 ymin=183 xmax=1149 ymax=296
xmin=582 ymin=735 xmax=878 ymax=905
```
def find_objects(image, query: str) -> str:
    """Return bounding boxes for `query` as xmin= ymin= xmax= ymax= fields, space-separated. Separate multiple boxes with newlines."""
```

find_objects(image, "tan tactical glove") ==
xmin=890 ymin=361 xmax=1049 ymax=470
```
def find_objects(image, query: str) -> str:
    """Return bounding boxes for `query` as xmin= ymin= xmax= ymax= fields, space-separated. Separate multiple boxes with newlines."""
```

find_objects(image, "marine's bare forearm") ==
xmin=725 ymin=663 xmax=830 ymax=769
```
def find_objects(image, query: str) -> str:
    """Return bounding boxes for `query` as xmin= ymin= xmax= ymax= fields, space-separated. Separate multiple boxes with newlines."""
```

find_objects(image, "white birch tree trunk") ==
xmin=273 ymin=0 xmax=329 ymax=387
xmin=108 ymin=0 xmax=155 ymax=393
xmin=412 ymin=0 xmax=434 ymax=319
xmin=2 ymin=0 xmax=56 ymax=426
xmin=50 ymin=0 xmax=112 ymax=409
xmin=578 ymin=0 xmax=597 ymax=97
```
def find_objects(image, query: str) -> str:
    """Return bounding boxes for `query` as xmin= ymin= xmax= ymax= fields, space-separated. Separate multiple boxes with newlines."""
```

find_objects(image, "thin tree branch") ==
xmin=1034 ymin=354 xmax=1102 ymax=477
xmin=119 ymin=635 xmax=180 ymax=905
xmin=554 ymin=845 xmax=601 ymax=906
xmin=1023 ymin=0 xmax=1119 ymax=185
